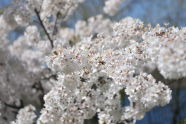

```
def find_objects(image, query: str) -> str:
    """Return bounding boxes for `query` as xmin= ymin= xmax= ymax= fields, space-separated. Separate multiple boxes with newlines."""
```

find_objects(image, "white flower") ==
xmin=11 ymin=105 xmax=36 ymax=124
xmin=103 ymin=0 xmax=125 ymax=16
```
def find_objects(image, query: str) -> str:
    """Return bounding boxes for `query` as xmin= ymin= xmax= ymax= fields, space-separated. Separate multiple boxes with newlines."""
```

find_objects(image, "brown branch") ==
xmin=3 ymin=100 xmax=23 ymax=110
xmin=41 ymin=74 xmax=57 ymax=81
xmin=52 ymin=12 xmax=61 ymax=36
xmin=34 ymin=9 xmax=54 ymax=48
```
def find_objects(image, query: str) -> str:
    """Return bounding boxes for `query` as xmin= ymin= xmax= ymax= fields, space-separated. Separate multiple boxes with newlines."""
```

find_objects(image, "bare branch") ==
xmin=3 ymin=100 xmax=24 ymax=110
xmin=34 ymin=9 xmax=54 ymax=48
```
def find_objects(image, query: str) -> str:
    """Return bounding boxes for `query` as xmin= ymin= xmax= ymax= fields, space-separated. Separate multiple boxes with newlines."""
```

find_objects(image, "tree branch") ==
xmin=3 ymin=100 xmax=23 ymax=110
xmin=52 ymin=12 xmax=61 ymax=36
xmin=34 ymin=9 xmax=54 ymax=48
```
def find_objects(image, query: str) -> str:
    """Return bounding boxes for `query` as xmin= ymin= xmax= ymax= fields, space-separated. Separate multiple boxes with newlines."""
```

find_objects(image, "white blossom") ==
xmin=1 ymin=0 xmax=185 ymax=123
xmin=103 ymin=0 xmax=125 ymax=16
xmin=11 ymin=105 xmax=36 ymax=124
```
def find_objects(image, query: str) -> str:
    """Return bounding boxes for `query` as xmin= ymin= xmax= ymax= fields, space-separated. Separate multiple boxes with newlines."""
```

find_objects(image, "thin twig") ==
xmin=34 ymin=9 xmax=54 ymax=48
xmin=52 ymin=12 xmax=61 ymax=36
xmin=41 ymin=74 xmax=57 ymax=81
xmin=32 ymin=81 xmax=45 ymax=108
xmin=3 ymin=100 xmax=23 ymax=110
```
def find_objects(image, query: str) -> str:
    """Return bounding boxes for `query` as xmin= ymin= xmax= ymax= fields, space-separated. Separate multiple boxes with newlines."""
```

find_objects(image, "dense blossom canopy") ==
xmin=0 ymin=0 xmax=185 ymax=124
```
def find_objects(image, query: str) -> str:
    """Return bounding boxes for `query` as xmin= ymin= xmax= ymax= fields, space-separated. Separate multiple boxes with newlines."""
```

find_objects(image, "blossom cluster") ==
xmin=54 ymin=15 xmax=113 ymax=48
xmin=143 ymin=26 xmax=186 ymax=79
xmin=11 ymin=105 xmax=36 ymax=124
xmin=36 ymin=17 xmax=174 ymax=123
xmin=0 ymin=0 xmax=185 ymax=124
xmin=103 ymin=0 xmax=125 ymax=16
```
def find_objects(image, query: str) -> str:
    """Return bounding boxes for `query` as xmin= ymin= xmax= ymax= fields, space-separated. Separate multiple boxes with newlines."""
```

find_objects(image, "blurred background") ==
xmin=1 ymin=0 xmax=186 ymax=124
